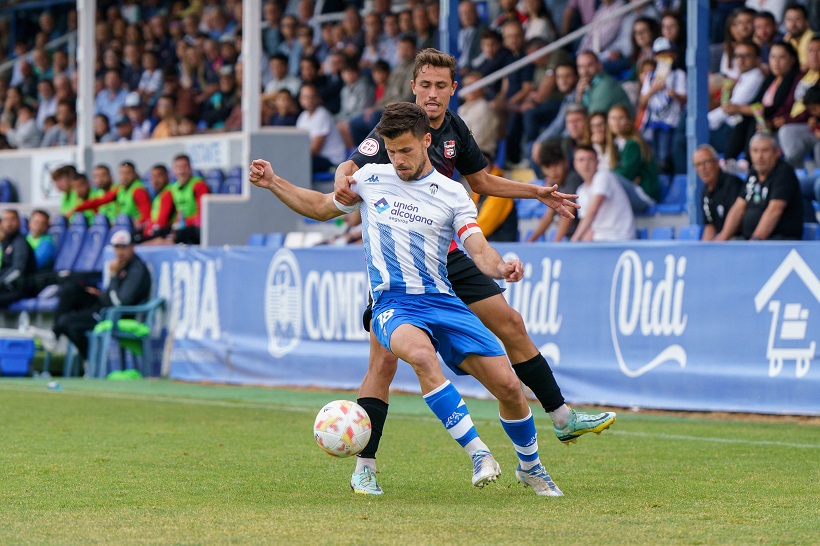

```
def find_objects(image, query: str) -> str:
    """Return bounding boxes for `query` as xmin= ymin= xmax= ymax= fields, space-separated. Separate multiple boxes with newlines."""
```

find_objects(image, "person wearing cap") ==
xmin=0 ymin=209 xmax=37 ymax=307
xmin=638 ymin=36 xmax=687 ymax=173
xmin=123 ymin=91 xmax=154 ymax=141
xmin=71 ymin=161 xmax=152 ymax=231
xmin=114 ymin=115 xmax=134 ymax=142
xmin=48 ymin=229 xmax=151 ymax=359
xmin=201 ymin=65 xmax=239 ymax=129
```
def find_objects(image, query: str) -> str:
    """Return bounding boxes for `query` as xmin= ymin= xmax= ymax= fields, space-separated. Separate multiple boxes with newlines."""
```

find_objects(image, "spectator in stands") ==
xmin=122 ymin=42 xmax=143 ymax=91
xmin=294 ymin=24 xmax=320 ymax=64
xmin=0 ymin=86 xmax=23 ymax=128
xmin=263 ymin=53 xmax=302 ymax=96
xmin=262 ymin=0 xmax=284 ymax=57
xmin=523 ymin=0 xmax=558 ymax=42
xmin=457 ymin=0 xmax=486 ymax=76
xmin=607 ymin=103 xmax=660 ymax=211
xmin=53 ymin=74 xmax=76 ymax=105
xmin=92 ymin=114 xmax=114 ymax=143
xmin=35 ymin=79 xmax=58 ymax=132
xmin=91 ymin=164 xmax=118 ymax=224
xmin=74 ymin=161 xmax=151 ymax=231
xmin=570 ymin=145 xmax=636 ymax=241
xmin=639 ymin=37 xmax=687 ymax=173
xmin=297 ymin=83 xmax=347 ymax=175
xmin=728 ymin=41 xmax=800 ymax=159
xmin=371 ymin=60 xmax=390 ymax=103
xmin=150 ymin=94 xmax=177 ymax=139
xmin=95 ymin=70 xmax=129 ymax=129
xmin=114 ymin=115 xmax=135 ymax=142
xmin=339 ymin=6 xmax=365 ymax=57
xmin=137 ymin=49 xmax=163 ymax=106
xmin=778 ymin=38 xmax=820 ymax=167
xmin=0 ymin=209 xmax=36 ymax=307
xmin=720 ymin=9 xmax=756 ymax=81
xmin=747 ymin=0 xmax=786 ymax=23
xmin=336 ymin=59 xmax=375 ymax=149
xmin=123 ymin=92 xmax=154 ymax=141
xmin=522 ymin=47 xmax=576 ymax=146
xmin=471 ymin=151 xmax=519 ymax=242
xmin=26 ymin=209 xmax=56 ymax=271
xmin=16 ymin=60 xmax=38 ymax=102
xmin=412 ymin=5 xmax=437 ymax=51
xmin=201 ymin=65 xmax=240 ymax=129
xmin=41 ymin=99 xmax=77 ymax=147
xmin=136 ymin=164 xmax=175 ymax=244
xmin=0 ymin=103 xmax=41 ymax=149
xmin=168 ymin=154 xmax=210 ymax=245
xmin=623 ymin=16 xmax=661 ymax=83
xmin=577 ymin=0 xmax=627 ymax=56
xmin=661 ymin=13 xmax=686 ymax=72
xmin=783 ymin=83 xmax=820 ymax=169
xmin=345 ymin=35 xmax=416 ymax=145
xmin=708 ymin=41 xmax=765 ymax=157
xmin=277 ymin=15 xmax=304 ymax=77
xmin=492 ymin=0 xmax=528 ymax=30
xmin=266 ymin=89 xmax=299 ymax=127
xmin=783 ymin=4 xmax=813 ymax=71
xmin=576 ymin=51 xmax=634 ymax=117
xmin=176 ymin=115 xmax=199 ymax=137
xmin=45 ymin=229 xmax=151 ymax=359
xmin=528 ymin=141 xmax=583 ymax=242
xmin=473 ymin=30 xmax=514 ymax=99
xmin=694 ymin=144 xmax=746 ymax=240
xmin=179 ymin=43 xmax=219 ymax=107
xmin=159 ymin=67 xmax=197 ymax=120
xmin=496 ymin=20 xmax=535 ymax=166
xmin=299 ymin=55 xmax=341 ymax=115
xmin=753 ymin=10 xmax=781 ymax=73
xmin=360 ymin=13 xmax=396 ymax=70
xmin=459 ymin=71 xmax=502 ymax=158
xmin=716 ymin=133 xmax=803 ymax=240
xmin=562 ymin=0 xmax=597 ymax=36
xmin=532 ymin=102 xmax=589 ymax=178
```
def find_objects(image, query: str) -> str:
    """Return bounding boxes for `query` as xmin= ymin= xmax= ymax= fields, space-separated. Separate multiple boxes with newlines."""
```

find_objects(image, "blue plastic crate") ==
xmin=0 ymin=338 xmax=35 ymax=377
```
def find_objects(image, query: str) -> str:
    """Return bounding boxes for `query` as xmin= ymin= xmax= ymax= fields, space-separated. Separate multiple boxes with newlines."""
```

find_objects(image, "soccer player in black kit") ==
xmin=335 ymin=49 xmax=616 ymax=495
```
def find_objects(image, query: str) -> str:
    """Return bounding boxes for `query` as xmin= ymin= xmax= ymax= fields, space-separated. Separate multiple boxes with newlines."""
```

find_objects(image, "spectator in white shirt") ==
xmin=35 ymin=80 xmax=57 ymax=131
xmin=296 ymin=83 xmax=347 ymax=174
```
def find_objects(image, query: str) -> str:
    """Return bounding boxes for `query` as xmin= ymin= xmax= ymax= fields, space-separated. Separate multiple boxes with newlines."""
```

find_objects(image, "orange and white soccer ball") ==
xmin=313 ymin=400 xmax=372 ymax=458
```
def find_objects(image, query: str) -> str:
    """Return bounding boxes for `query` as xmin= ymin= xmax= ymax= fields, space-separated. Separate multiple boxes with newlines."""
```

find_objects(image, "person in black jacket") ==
xmin=0 ymin=209 xmax=37 ymax=306
xmin=46 ymin=230 xmax=152 ymax=359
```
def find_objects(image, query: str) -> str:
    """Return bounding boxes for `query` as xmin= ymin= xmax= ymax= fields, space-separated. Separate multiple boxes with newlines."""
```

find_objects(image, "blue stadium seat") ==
xmin=248 ymin=233 xmax=267 ymax=246
xmin=52 ymin=215 xmax=67 ymax=228
xmin=266 ymin=232 xmax=285 ymax=248
xmin=71 ymin=212 xmax=87 ymax=225
xmin=205 ymin=168 xmax=225 ymax=193
xmin=655 ymin=175 xmax=686 ymax=215
xmin=650 ymin=226 xmax=675 ymax=240
xmin=635 ymin=227 xmax=649 ymax=239
xmin=221 ymin=177 xmax=242 ymax=194
xmin=53 ymin=221 xmax=87 ymax=271
xmin=312 ymin=171 xmax=335 ymax=186
xmin=73 ymin=215 xmax=110 ymax=272
xmin=0 ymin=178 xmax=18 ymax=202
xmin=677 ymin=225 xmax=704 ymax=240
xmin=19 ymin=215 xmax=28 ymax=236
xmin=515 ymin=198 xmax=544 ymax=220
xmin=114 ymin=214 xmax=133 ymax=231
xmin=227 ymin=165 xmax=243 ymax=179
xmin=47 ymin=224 xmax=65 ymax=253
xmin=657 ymin=174 xmax=671 ymax=202
xmin=803 ymin=223 xmax=820 ymax=241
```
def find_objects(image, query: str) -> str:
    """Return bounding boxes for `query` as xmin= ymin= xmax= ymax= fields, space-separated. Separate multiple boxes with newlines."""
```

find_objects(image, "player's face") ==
xmin=173 ymin=159 xmax=193 ymax=182
xmin=573 ymin=150 xmax=598 ymax=181
xmin=749 ymin=139 xmax=780 ymax=176
xmin=384 ymin=131 xmax=432 ymax=181
xmin=411 ymin=64 xmax=457 ymax=124
xmin=543 ymin=160 xmax=568 ymax=186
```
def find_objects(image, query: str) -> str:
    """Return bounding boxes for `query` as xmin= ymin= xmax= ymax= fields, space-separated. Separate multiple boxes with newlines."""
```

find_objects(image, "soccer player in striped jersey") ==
xmin=250 ymin=102 xmax=563 ymax=496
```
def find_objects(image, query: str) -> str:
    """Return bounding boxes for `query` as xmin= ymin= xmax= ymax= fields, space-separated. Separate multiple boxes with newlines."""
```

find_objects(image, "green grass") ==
xmin=0 ymin=379 xmax=818 ymax=545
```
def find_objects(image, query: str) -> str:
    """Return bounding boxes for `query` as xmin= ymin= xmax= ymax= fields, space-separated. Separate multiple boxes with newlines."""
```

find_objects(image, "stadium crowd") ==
xmin=0 ymin=0 xmax=818 ymax=244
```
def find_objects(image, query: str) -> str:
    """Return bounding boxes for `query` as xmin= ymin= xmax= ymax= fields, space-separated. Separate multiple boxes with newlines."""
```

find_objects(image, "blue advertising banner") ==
xmin=136 ymin=242 xmax=820 ymax=415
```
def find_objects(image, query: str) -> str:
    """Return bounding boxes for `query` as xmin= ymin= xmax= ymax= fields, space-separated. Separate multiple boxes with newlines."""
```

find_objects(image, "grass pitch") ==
xmin=0 ymin=379 xmax=818 ymax=545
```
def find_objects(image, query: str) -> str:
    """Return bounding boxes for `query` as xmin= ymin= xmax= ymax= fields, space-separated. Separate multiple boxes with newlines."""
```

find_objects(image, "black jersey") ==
xmin=348 ymin=109 xmax=488 ymax=179
xmin=702 ymin=171 xmax=744 ymax=234
xmin=741 ymin=160 xmax=803 ymax=240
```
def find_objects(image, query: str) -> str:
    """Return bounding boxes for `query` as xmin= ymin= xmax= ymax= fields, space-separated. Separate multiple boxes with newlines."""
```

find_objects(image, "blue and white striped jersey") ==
xmin=335 ymin=163 xmax=482 ymax=300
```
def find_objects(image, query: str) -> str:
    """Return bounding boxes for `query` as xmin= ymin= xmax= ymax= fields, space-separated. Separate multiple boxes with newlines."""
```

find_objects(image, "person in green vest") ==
xmin=169 ymin=154 xmax=211 ymax=245
xmin=69 ymin=172 xmax=98 ymax=225
xmin=72 ymin=160 xmax=152 ymax=230
xmin=52 ymin=164 xmax=78 ymax=217
xmin=26 ymin=209 xmax=56 ymax=271
xmin=91 ymin=164 xmax=119 ymax=224
xmin=134 ymin=164 xmax=176 ymax=244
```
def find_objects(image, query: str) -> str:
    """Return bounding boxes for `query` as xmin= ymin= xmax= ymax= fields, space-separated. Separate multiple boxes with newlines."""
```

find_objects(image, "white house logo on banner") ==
xmin=265 ymin=249 xmax=302 ymax=357
xmin=610 ymin=250 xmax=688 ymax=378
xmin=754 ymin=249 xmax=820 ymax=378
xmin=503 ymin=253 xmax=563 ymax=365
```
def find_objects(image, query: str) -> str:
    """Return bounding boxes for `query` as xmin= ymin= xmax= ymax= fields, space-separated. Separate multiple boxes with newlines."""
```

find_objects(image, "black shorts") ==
xmin=362 ymin=248 xmax=504 ymax=331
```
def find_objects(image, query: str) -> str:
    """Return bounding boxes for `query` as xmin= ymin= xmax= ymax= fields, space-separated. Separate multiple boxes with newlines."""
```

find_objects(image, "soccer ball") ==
xmin=313 ymin=400 xmax=372 ymax=458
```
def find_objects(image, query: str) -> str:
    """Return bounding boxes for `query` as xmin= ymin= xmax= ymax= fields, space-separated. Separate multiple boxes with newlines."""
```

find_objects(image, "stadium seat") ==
xmin=655 ymin=175 xmax=686 ymax=215
xmin=247 ymin=233 xmax=267 ymax=246
xmin=650 ymin=226 xmax=675 ymax=240
xmin=72 ymin=215 xmax=110 ymax=272
xmin=0 ymin=178 xmax=18 ymax=202
xmin=635 ymin=227 xmax=649 ymax=239
xmin=47 ymin=224 xmax=65 ymax=253
xmin=677 ymin=225 xmax=704 ymax=240
xmin=52 ymin=220 xmax=88 ymax=271
xmin=803 ymin=223 xmax=820 ymax=241
xmin=52 ymin=215 xmax=67 ymax=228
xmin=657 ymin=174 xmax=671 ymax=202
xmin=267 ymin=232 xmax=285 ymax=248
xmin=515 ymin=198 xmax=544 ymax=220
xmin=19 ymin=215 xmax=28 ymax=235
xmin=205 ymin=168 xmax=225 ymax=194
xmin=227 ymin=165 xmax=243 ymax=179
xmin=114 ymin=214 xmax=133 ymax=231
xmin=221 ymin=177 xmax=242 ymax=194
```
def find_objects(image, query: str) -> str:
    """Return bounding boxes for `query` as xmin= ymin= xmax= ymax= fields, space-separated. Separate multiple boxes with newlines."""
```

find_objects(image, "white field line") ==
xmin=2 ymin=384 xmax=819 ymax=449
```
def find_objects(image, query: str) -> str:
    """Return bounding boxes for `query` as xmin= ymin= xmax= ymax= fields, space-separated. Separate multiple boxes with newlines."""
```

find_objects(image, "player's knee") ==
xmin=403 ymin=347 xmax=439 ymax=373
xmin=494 ymin=373 xmax=525 ymax=403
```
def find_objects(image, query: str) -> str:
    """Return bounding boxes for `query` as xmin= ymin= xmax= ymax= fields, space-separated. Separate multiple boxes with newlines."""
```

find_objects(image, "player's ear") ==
xmin=423 ymin=133 xmax=431 ymax=148
xmin=451 ymin=80 xmax=457 ymax=95
xmin=410 ymin=78 xmax=417 ymax=94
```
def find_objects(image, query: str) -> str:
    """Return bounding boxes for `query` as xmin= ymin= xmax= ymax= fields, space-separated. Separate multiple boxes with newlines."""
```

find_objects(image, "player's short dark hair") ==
xmin=538 ymin=141 xmax=567 ymax=167
xmin=413 ymin=48 xmax=457 ymax=84
xmin=375 ymin=102 xmax=430 ymax=141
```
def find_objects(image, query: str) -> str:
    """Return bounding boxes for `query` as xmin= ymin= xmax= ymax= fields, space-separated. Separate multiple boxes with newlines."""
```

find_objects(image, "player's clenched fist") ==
xmin=499 ymin=259 xmax=524 ymax=282
xmin=249 ymin=159 xmax=275 ymax=189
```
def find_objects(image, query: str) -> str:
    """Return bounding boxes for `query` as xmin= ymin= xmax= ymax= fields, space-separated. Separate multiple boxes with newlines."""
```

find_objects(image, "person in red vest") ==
xmin=168 ymin=154 xmax=210 ymax=245
xmin=134 ymin=164 xmax=176 ymax=244
xmin=71 ymin=161 xmax=152 ymax=230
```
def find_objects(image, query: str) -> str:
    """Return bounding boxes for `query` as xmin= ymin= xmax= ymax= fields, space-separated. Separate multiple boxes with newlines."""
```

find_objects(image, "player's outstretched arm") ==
xmin=333 ymin=160 xmax=362 ymax=206
xmin=462 ymin=231 xmax=523 ymax=283
xmin=463 ymin=169 xmax=579 ymax=219
xmin=249 ymin=159 xmax=348 ymax=222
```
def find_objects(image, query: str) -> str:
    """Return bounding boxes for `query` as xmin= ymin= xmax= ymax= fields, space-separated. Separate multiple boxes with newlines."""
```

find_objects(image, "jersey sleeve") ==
xmin=452 ymin=185 xmax=481 ymax=243
xmin=348 ymin=129 xmax=390 ymax=167
xmin=453 ymin=114 xmax=488 ymax=176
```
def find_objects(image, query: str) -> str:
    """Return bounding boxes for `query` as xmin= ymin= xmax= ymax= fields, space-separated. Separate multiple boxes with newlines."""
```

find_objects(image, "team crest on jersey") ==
xmin=443 ymin=140 xmax=455 ymax=158
xmin=358 ymin=138 xmax=379 ymax=156
xmin=429 ymin=183 xmax=438 ymax=195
